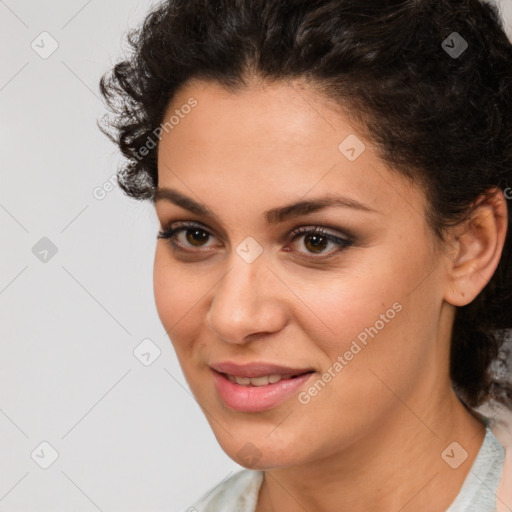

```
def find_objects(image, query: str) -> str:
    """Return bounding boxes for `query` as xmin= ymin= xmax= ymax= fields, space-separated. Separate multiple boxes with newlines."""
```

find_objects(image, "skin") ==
xmin=152 ymin=78 xmax=508 ymax=512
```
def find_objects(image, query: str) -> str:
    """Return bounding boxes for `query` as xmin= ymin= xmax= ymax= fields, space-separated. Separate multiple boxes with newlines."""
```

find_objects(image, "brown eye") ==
xmin=289 ymin=226 xmax=353 ymax=258
xmin=157 ymin=224 xmax=216 ymax=250
xmin=302 ymin=233 xmax=329 ymax=253
xmin=183 ymin=228 xmax=210 ymax=247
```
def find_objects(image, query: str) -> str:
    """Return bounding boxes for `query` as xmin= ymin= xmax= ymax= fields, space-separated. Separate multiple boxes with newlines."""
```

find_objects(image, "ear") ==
xmin=444 ymin=187 xmax=509 ymax=307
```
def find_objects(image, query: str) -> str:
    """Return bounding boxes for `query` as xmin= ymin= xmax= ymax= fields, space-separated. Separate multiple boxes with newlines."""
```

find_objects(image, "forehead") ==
xmin=156 ymin=79 xmax=426 ymax=224
xmin=160 ymin=78 xmax=353 ymax=153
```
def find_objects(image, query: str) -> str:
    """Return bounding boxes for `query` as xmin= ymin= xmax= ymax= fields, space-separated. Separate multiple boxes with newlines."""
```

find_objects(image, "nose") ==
xmin=205 ymin=254 xmax=288 ymax=344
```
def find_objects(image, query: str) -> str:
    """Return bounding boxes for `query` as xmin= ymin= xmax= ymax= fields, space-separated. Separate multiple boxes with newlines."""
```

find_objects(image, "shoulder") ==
xmin=446 ymin=425 xmax=505 ymax=512
xmin=182 ymin=469 xmax=264 ymax=512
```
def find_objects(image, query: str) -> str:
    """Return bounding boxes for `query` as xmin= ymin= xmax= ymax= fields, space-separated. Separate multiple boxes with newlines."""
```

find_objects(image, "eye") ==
xmin=288 ymin=225 xmax=353 ymax=259
xmin=157 ymin=221 xmax=218 ymax=253
xmin=157 ymin=221 xmax=354 ymax=259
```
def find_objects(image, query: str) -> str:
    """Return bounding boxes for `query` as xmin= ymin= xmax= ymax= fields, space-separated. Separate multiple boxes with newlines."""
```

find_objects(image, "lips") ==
xmin=209 ymin=361 xmax=313 ymax=379
xmin=209 ymin=361 xmax=315 ymax=412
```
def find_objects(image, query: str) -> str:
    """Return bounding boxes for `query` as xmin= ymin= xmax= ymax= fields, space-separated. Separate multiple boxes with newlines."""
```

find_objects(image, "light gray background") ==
xmin=1 ymin=1 xmax=511 ymax=511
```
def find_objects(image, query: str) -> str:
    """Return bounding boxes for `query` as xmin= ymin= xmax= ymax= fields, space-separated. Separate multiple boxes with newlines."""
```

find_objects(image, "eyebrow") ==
xmin=153 ymin=187 xmax=380 ymax=224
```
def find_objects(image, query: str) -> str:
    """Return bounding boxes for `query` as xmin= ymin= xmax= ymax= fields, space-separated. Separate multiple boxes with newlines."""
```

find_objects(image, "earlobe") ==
xmin=443 ymin=188 xmax=508 ymax=307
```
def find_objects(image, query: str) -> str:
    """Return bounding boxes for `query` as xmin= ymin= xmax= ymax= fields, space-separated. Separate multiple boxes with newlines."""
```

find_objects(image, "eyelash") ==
xmin=157 ymin=221 xmax=354 ymax=260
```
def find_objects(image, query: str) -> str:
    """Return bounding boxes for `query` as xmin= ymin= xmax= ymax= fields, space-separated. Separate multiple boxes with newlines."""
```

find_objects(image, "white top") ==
xmin=183 ymin=425 xmax=505 ymax=512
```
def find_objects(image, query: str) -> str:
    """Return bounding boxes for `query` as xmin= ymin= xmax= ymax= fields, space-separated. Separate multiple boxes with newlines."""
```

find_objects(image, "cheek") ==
xmin=294 ymin=249 xmax=435 ymax=385
xmin=289 ymin=258 xmax=409 ymax=356
xmin=153 ymin=247 xmax=203 ymax=354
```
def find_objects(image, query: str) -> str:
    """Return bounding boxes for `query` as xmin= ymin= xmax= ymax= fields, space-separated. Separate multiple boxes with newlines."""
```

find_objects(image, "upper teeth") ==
xmin=226 ymin=374 xmax=295 ymax=386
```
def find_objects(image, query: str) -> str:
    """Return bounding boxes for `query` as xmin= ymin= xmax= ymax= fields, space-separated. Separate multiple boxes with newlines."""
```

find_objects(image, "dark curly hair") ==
xmin=98 ymin=0 xmax=512 ymax=410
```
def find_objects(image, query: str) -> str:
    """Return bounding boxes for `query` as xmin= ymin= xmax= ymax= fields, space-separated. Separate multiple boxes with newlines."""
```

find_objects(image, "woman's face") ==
xmin=153 ymin=79 xmax=453 ymax=469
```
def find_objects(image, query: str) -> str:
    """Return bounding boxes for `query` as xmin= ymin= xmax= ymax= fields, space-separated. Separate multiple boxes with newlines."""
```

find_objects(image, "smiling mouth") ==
xmin=211 ymin=368 xmax=315 ymax=412
xmin=219 ymin=371 xmax=313 ymax=387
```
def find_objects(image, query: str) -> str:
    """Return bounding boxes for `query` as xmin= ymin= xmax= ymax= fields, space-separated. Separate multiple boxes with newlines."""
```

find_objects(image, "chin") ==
xmin=214 ymin=430 xmax=306 ymax=470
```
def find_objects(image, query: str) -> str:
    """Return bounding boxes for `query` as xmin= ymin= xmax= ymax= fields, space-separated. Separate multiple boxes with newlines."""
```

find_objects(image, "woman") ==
xmin=98 ymin=0 xmax=512 ymax=510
